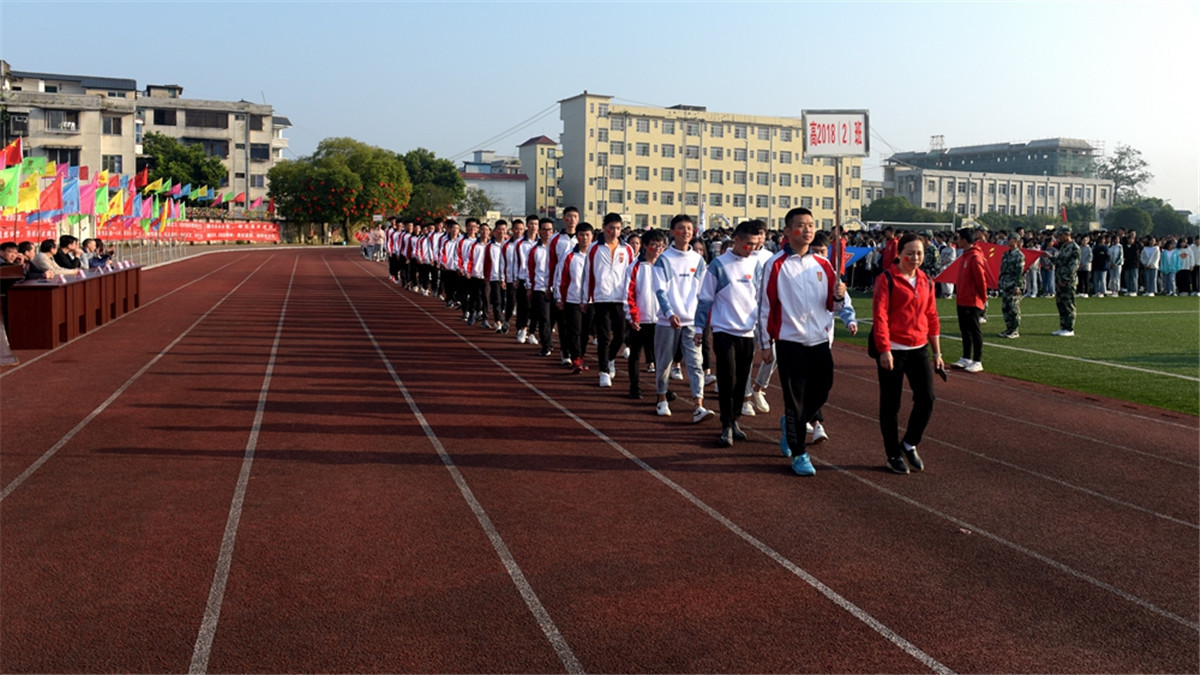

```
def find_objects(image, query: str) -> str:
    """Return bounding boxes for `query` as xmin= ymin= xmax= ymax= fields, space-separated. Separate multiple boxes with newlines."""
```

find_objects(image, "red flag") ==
xmin=233 ymin=192 xmax=245 ymax=204
xmin=0 ymin=138 xmax=21 ymax=168
xmin=935 ymin=241 xmax=1042 ymax=290
xmin=108 ymin=174 xmax=120 ymax=189
xmin=39 ymin=174 xmax=63 ymax=212
xmin=1060 ymin=205 xmax=1068 ymax=223
xmin=78 ymin=165 xmax=89 ymax=181
xmin=136 ymin=167 xmax=149 ymax=189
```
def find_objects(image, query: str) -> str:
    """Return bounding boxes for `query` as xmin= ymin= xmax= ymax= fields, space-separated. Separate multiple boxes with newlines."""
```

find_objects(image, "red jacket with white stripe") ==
xmin=558 ymin=249 xmax=587 ymax=305
xmin=624 ymin=258 xmax=658 ymax=325
xmin=757 ymin=246 xmax=844 ymax=349
xmin=585 ymin=240 xmax=634 ymax=303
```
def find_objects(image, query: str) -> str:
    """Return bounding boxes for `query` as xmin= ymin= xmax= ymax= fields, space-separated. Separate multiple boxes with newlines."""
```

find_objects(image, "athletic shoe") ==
xmin=482 ymin=320 xmax=494 ymax=330
xmin=979 ymin=316 xmax=987 ymax=323
xmin=998 ymin=330 xmax=1019 ymax=338
xmin=741 ymin=401 xmax=757 ymax=417
xmin=607 ymin=360 xmax=616 ymax=376
xmin=692 ymin=406 xmax=715 ymax=424
xmin=666 ymin=391 xmax=677 ymax=402
xmin=751 ymin=390 xmax=770 ymax=413
xmin=886 ymin=456 xmax=910 ymax=474
xmin=501 ymin=322 xmax=510 ymax=334
xmin=731 ymin=422 xmax=748 ymax=441
xmin=964 ymin=361 xmax=984 ymax=373
xmin=791 ymin=453 xmax=816 ymax=476
xmin=810 ymin=422 xmax=828 ymax=445
xmin=1146 ymin=293 xmax=1155 ymax=297
xmin=1079 ymin=293 xmax=1088 ymax=298
xmin=590 ymin=337 xmax=598 ymax=345
xmin=571 ymin=359 xmax=584 ymax=374
xmin=950 ymin=357 xmax=971 ymax=369
xmin=467 ymin=315 xmax=476 ymax=326
xmin=494 ymin=324 xmax=504 ymax=334
xmin=539 ymin=349 xmax=552 ymax=357
xmin=528 ymin=334 xmax=539 ymax=346
xmin=1052 ymin=329 xmax=1075 ymax=337
xmin=647 ymin=363 xmax=656 ymax=374
xmin=562 ymin=356 xmax=572 ymax=366
xmin=670 ymin=365 xmax=684 ymax=381
xmin=704 ymin=373 xmax=717 ymax=386
xmin=516 ymin=329 xmax=527 ymax=344
xmin=619 ymin=346 xmax=631 ymax=358
xmin=805 ymin=422 xmax=814 ymax=434
xmin=719 ymin=426 xmax=734 ymax=448
xmin=599 ymin=372 xmax=613 ymax=388
xmin=629 ymin=388 xmax=642 ymax=399
xmin=656 ymin=400 xmax=671 ymax=416
xmin=779 ymin=416 xmax=792 ymax=458
xmin=903 ymin=444 xmax=925 ymax=472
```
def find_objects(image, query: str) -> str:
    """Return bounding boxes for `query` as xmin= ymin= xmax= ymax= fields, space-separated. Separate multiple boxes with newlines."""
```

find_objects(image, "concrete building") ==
xmin=0 ymin=61 xmax=290 ymax=207
xmin=459 ymin=172 xmax=527 ymax=217
xmin=557 ymin=92 xmax=862 ymax=230
xmin=518 ymin=135 xmax=562 ymax=218
xmin=888 ymin=138 xmax=1099 ymax=178
xmin=462 ymin=149 xmax=520 ymax=175
xmin=861 ymin=179 xmax=892 ymax=210
xmin=886 ymin=166 xmax=1114 ymax=219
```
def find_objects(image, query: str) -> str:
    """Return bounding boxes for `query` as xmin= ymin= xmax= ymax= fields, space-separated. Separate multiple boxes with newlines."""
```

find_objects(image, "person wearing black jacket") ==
xmin=1122 ymin=234 xmax=1141 ymax=295
xmin=53 ymin=235 xmax=82 ymax=270
xmin=1091 ymin=236 xmax=1110 ymax=297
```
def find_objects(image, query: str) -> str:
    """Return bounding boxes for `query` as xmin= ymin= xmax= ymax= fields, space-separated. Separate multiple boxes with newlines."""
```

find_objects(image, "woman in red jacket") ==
xmin=873 ymin=233 xmax=943 ymax=474
xmin=953 ymin=228 xmax=988 ymax=372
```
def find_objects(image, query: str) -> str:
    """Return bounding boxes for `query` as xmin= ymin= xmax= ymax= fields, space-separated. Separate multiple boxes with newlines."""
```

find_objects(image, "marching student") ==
xmin=502 ymin=219 xmax=526 ymax=333
xmin=557 ymin=223 xmax=595 ymax=373
xmin=549 ymin=207 xmax=580 ymax=365
xmin=526 ymin=217 xmax=556 ymax=355
xmin=467 ymin=223 xmax=490 ymax=326
xmin=757 ymin=207 xmax=847 ymax=476
xmin=512 ymin=215 xmax=539 ymax=344
xmin=625 ymin=228 xmax=666 ymax=399
xmin=455 ymin=219 xmax=479 ymax=320
xmin=802 ymin=230 xmax=859 ymax=445
xmin=653 ymin=214 xmax=712 ymax=423
xmin=483 ymin=221 xmax=510 ymax=333
xmin=585 ymin=213 xmax=635 ymax=388
xmin=694 ymin=220 xmax=765 ymax=447
xmin=741 ymin=223 xmax=776 ymax=417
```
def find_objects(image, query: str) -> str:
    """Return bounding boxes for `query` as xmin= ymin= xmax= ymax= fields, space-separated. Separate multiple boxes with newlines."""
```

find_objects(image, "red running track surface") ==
xmin=2 ymin=248 xmax=1196 ymax=673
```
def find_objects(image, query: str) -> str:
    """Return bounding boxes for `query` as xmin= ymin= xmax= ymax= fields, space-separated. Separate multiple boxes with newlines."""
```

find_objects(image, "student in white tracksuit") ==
xmin=653 ymin=214 xmax=712 ymax=423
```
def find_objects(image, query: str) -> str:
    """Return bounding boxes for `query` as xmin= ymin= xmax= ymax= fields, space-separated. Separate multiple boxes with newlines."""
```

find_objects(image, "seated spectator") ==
xmin=54 ymin=235 xmax=83 ymax=270
xmin=89 ymin=238 xmax=114 ymax=269
xmin=29 ymin=239 xmax=82 ymax=280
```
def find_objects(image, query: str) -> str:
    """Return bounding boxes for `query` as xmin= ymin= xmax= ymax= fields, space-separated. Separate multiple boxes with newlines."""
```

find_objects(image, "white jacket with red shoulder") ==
xmin=757 ymin=245 xmax=844 ymax=349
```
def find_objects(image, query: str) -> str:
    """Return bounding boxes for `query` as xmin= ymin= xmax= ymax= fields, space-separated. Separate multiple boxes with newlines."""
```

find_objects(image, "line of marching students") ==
xmin=381 ymin=206 xmax=941 ymax=477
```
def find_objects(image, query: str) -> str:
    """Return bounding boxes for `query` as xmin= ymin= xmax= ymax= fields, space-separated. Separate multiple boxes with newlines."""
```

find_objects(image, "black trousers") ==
xmin=513 ymin=281 xmax=530 ymax=329
xmin=487 ymin=280 xmax=506 ymax=323
xmin=388 ymin=255 xmax=400 ymax=279
xmin=775 ymin=341 xmax=834 ymax=458
xmin=561 ymin=302 xmax=592 ymax=363
xmin=713 ymin=332 xmax=755 ymax=426
xmin=626 ymin=322 xmax=656 ymax=394
xmin=530 ymin=290 xmax=552 ymax=352
xmin=877 ymin=346 xmax=936 ymax=458
xmin=957 ymin=305 xmax=983 ymax=361
xmin=592 ymin=302 xmax=625 ymax=375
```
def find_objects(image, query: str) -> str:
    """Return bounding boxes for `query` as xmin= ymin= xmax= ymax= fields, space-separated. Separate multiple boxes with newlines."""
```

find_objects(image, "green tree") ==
xmin=1062 ymin=202 xmax=1097 ymax=228
xmin=1151 ymin=205 xmax=1192 ymax=237
xmin=1106 ymin=204 xmax=1154 ymax=236
xmin=142 ymin=132 xmax=226 ymax=188
xmin=456 ymin=186 xmax=498 ymax=218
xmin=406 ymin=183 xmax=458 ymax=223
xmin=400 ymin=148 xmax=465 ymax=221
xmin=1097 ymin=144 xmax=1153 ymax=202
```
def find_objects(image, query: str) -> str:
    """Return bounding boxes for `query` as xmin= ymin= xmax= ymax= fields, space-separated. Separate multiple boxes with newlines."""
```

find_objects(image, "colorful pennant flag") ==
xmin=39 ymin=175 xmax=63 ymax=212
xmin=144 ymin=177 xmax=163 ymax=193
xmin=0 ymin=138 xmax=21 ymax=168
xmin=0 ymin=165 xmax=20 ymax=209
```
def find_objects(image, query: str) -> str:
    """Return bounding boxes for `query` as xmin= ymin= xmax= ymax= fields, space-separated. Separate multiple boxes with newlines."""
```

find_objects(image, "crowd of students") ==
xmin=377 ymin=207 xmax=943 ymax=476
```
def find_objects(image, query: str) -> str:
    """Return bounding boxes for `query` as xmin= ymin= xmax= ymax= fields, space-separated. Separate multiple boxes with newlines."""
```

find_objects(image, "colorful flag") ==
xmin=108 ymin=174 xmax=121 ymax=189
xmin=141 ymin=193 xmax=152 ymax=219
xmin=249 ymin=196 xmax=263 ymax=210
xmin=61 ymin=177 xmax=81 ymax=214
xmin=135 ymin=167 xmax=149 ymax=189
xmin=144 ymin=177 xmax=163 ymax=193
xmin=43 ymin=161 xmax=56 ymax=177
xmin=0 ymin=165 xmax=20 ymax=208
xmin=39 ymin=175 xmax=63 ymax=212
xmin=1060 ymin=205 xmax=1068 ymax=223
xmin=94 ymin=185 xmax=109 ymax=215
xmin=180 ymin=183 xmax=191 ymax=198
xmin=935 ymin=242 xmax=1042 ymax=290
xmin=171 ymin=182 xmax=181 ymax=197
xmin=108 ymin=187 xmax=124 ymax=216
xmin=20 ymin=156 xmax=46 ymax=177
xmin=56 ymin=162 xmax=70 ymax=180
xmin=179 ymin=202 xmax=186 ymax=220
xmin=80 ymin=175 xmax=98 ymax=214
xmin=233 ymin=192 xmax=245 ymax=204
xmin=0 ymin=138 xmax=21 ymax=168
xmin=158 ymin=178 xmax=173 ymax=194
xmin=213 ymin=191 xmax=225 ymax=206
xmin=132 ymin=193 xmax=142 ymax=220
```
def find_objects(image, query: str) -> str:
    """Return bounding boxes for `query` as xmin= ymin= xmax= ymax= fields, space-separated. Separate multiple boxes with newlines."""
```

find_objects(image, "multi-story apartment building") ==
xmin=886 ymin=166 xmax=1114 ymax=219
xmin=558 ymin=92 xmax=862 ymax=230
xmin=888 ymin=138 xmax=1099 ymax=178
xmin=0 ymin=61 xmax=290 ymax=207
xmin=518 ymin=135 xmax=562 ymax=218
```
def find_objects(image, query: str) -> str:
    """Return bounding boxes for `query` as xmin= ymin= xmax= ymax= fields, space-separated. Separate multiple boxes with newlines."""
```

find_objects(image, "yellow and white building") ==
xmin=517 ymin=135 xmax=562 ymax=218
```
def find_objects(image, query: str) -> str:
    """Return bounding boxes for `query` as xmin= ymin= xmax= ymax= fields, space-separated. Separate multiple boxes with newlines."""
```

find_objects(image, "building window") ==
xmin=779 ymin=195 xmax=791 ymax=208
xmin=183 ymin=138 xmax=229 ymax=158
xmin=661 ymin=167 xmax=675 ymax=182
xmin=851 ymin=166 xmax=861 ymax=178
xmin=733 ymin=194 xmax=747 ymax=207
xmin=779 ymin=173 xmax=792 ymax=187
xmin=635 ymin=166 xmax=650 ymax=181
xmin=597 ymin=128 xmax=609 ymax=143
xmin=685 ymin=122 xmax=700 ymax=136
xmin=610 ymin=189 xmax=624 ymax=204
xmin=1100 ymin=187 xmax=1107 ymax=199
xmin=971 ymin=182 xmax=978 ymax=193
xmin=960 ymin=204 xmax=969 ymax=215
xmin=822 ymin=197 xmax=834 ymax=210
xmin=185 ymin=110 xmax=229 ymax=129
xmin=251 ymin=174 xmax=266 ymax=188
xmin=635 ymin=142 xmax=650 ymax=157
xmin=44 ymin=109 xmax=80 ymax=132
xmin=546 ymin=186 xmax=557 ymax=197
xmin=822 ymin=219 xmax=834 ymax=228
xmin=927 ymin=180 xmax=936 ymax=191
xmin=850 ymin=187 xmax=860 ymax=199
xmin=755 ymin=194 xmax=769 ymax=208
xmin=779 ymin=151 xmax=792 ymax=164
xmin=1037 ymin=185 xmax=1046 ymax=197
xmin=596 ymin=151 xmax=608 ymax=166
xmin=756 ymin=172 xmax=769 ymax=186
xmin=710 ymin=147 xmax=723 ymax=160
xmin=756 ymin=149 xmax=769 ymax=163
xmin=988 ymin=182 xmax=996 ymax=194
xmin=999 ymin=184 xmax=1008 ymax=195
xmin=1027 ymin=185 xmax=1035 ymax=196
xmin=44 ymin=148 xmax=80 ymax=166
xmin=970 ymin=204 xmax=977 ymax=215
xmin=710 ymin=193 xmax=723 ymax=206
xmin=926 ymin=202 xmax=938 ymax=209
xmin=596 ymin=177 xmax=608 ymax=190
xmin=636 ymin=118 xmax=650 ymax=133
xmin=101 ymin=154 xmax=123 ymax=174
xmin=1075 ymin=187 xmax=1084 ymax=199
xmin=801 ymin=174 xmax=813 ymax=187
xmin=662 ymin=120 xmax=675 ymax=134
xmin=801 ymin=196 xmax=813 ymax=208
xmin=611 ymin=116 xmax=625 ymax=131
xmin=661 ymin=144 xmax=675 ymax=158
xmin=597 ymin=103 xmax=608 ymax=117
xmin=733 ymin=148 xmax=747 ymax=162
xmin=610 ymin=141 xmax=625 ymax=155
xmin=685 ymin=145 xmax=700 ymax=159
xmin=958 ymin=182 xmax=968 ymax=193
xmin=250 ymin=115 xmax=265 ymax=131
xmin=661 ymin=192 xmax=674 ymax=205
xmin=758 ymin=127 xmax=771 ymax=141
xmin=734 ymin=125 xmax=747 ymax=139
xmin=609 ymin=165 xmax=625 ymax=179
xmin=684 ymin=168 xmax=699 ymax=182
xmin=102 ymin=116 xmax=123 ymax=135
xmin=801 ymin=156 xmax=814 ymax=165
xmin=635 ymin=190 xmax=650 ymax=204
xmin=709 ymin=170 xmax=723 ymax=185
xmin=250 ymin=143 xmax=270 ymax=161
xmin=733 ymin=171 xmax=747 ymax=185
xmin=685 ymin=192 xmax=699 ymax=206
xmin=1086 ymin=187 xmax=1093 ymax=199
xmin=710 ymin=124 xmax=724 ymax=138
xmin=823 ymin=175 xmax=834 ymax=188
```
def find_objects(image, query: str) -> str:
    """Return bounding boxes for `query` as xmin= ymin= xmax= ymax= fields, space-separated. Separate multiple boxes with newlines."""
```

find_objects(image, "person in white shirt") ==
xmin=585 ymin=213 xmax=635 ymax=388
xmin=624 ymin=229 xmax=666 ymax=399
xmin=526 ymin=218 xmax=556 ymax=355
xmin=483 ymin=221 xmax=509 ymax=332
xmin=1139 ymin=236 xmax=1161 ymax=296
xmin=757 ymin=207 xmax=847 ymax=476
xmin=557 ymin=223 xmax=595 ymax=373
xmin=549 ymin=207 xmax=580 ymax=365
xmin=512 ymin=215 xmax=539 ymax=343
xmin=695 ymin=220 xmax=765 ymax=446
xmin=653 ymin=214 xmax=712 ymax=423
xmin=466 ymin=222 xmax=490 ymax=326
xmin=742 ymin=226 xmax=778 ymax=417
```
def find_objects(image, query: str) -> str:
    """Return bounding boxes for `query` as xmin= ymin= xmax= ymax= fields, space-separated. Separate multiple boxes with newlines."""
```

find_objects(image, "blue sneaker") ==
xmin=791 ymin=453 xmax=816 ymax=476
xmin=779 ymin=416 xmax=792 ymax=457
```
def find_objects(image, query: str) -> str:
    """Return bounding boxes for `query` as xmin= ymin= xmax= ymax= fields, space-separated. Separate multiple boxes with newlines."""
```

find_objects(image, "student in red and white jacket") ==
xmin=548 ymin=207 xmax=580 ymax=365
xmin=624 ymin=229 xmax=666 ymax=399
xmin=756 ymin=207 xmax=846 ymax=477
xmin=953 ymin=227 xmax=988 ymax=372
xmin=483 ymin=221 xmax=509 ymax=333
xmin=510 ymin=216 xmax=538 ymax=344
xmin=585 ymin=213 xmax=635 ymax=387
xmin=501 ymin=219 xmax=525 ymax=334
xmin=873 ymin=232 xmax=942 ymax=475
xmin=557 ymin=223 xmax=594 ymax=373
xmin=526 ymin=218 xmax=556 ymax=355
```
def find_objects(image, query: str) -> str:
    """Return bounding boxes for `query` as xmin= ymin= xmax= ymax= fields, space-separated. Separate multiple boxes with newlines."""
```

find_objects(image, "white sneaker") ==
xmin=806 ymin=422 xmax=814 ymax=434
xmin=704 ymin=373 xmax=717 ymax=386
xmin=811 ymin=422 xmax=829 ymax=445
xmin=951 ymin=357 xmax=971 ymax=369
xmin=692 ymin=406 xmax=715 ymax=424
xmin=751 ymin=390 xmax=770 ymax=413
xmin=964 ymin=361 xmax=984 ymax=373
xmin=528 ymin=334 xmax=539 ymax=346
xmin=979 ymin=316 xmax=987 ymax=323
xmin=482 ymin=320 xmax=493 ymax=330
xmin=516 ymin=328 xmax=527 ymax=344
xmin=599 ymin=372 xmax=613 ymax=388
xmin=741 ymin=401 xmax=756 ymax=416
xmin=647 ymin=363 xmax=656 ymax=374
xmin=608 ymin=360 xmax=616 ymax=376
xmin=590 ymin=337 xmax=598 ymax=345
xmin=670 ymin=366 xmax=684 ymax=381
xmin=656 ymin=400 xmax=671 ymax=416
xmin=561 ymin=357 xmax=572 ymax=366
xmin=1079 ymin=293 xmax=1088 ymax=298
xmin=1146 ymin=293 xmax=1155 ymax=297
xmin=619 ymin=346 xmax=630 ymax=358
xmin=1053 ymin=329 xmax=1075 ymax=337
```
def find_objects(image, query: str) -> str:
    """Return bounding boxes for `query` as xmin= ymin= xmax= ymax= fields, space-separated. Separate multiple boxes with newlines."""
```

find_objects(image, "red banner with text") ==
xmin=0 ymin=218 xmax=280 ymax=244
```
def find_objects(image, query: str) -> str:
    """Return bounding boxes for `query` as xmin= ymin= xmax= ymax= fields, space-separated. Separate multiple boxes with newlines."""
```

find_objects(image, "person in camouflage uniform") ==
xmin=1051 ymin=228 xmax=1081 ymax=336
xmin=997 ymin=235 xmax=1025 ymax=338
xmin=920 ymin=231 xmax=940 ymax=280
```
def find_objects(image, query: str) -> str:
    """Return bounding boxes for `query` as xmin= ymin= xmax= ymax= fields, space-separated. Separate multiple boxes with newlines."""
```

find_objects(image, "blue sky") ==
xmin=2 ymin=1 xmax=1197 ymax=213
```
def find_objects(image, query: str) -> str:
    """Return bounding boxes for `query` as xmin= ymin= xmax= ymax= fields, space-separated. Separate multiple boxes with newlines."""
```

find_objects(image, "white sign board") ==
xmin=802 ymin=110 xmax=869 ymax=158
xmin=372 ymin=214 xmax=384 ymax=222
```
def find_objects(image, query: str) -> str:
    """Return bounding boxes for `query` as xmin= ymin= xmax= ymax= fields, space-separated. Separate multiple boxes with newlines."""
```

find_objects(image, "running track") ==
xmin=2 ymin=248 xmax=1196 ymax=673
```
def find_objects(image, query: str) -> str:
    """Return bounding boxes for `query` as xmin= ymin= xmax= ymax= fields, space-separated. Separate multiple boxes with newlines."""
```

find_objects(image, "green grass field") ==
xmin=838 ymin=294 xmax=1200 ymax=416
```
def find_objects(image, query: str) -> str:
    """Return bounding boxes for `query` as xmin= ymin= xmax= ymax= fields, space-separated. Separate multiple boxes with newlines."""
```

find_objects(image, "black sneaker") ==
xmin=629 ymin=388 xmax=642 ymax=399
xmin=731 ymin=422 xmax=748 ymax=441
xmin=666 ymin=391 xmax=677 ymax=402
xmin=886 ymin=456 xmax=910 ymax=475
xmin=903 ymin=446 xmax=925 ymax=472
xmin=719 ymin=426 xmax=734 ymax=447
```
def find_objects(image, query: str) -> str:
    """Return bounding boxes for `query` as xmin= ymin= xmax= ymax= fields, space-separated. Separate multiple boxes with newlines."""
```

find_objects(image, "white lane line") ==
xmin=836 ymin=367 xmax=1199 ymax=469
xmin=0 ymin=255 xmax=252 ymax=378
xmin=828 ymin=397 xmax=1197 ymax=530
xmin=1010 ymin=311 xmax=1198 ymax=317
xmin=361 ymin=264 xmax=951 ymax=675
xmin=189 ymin=256 xmax=299 ymax=674
xmin=0 ymin=257 xmax=273 ymax=503
xmin=329 ymin=258 xmax=584 ymax=675
xmin=857 ymin=318 xmax=1198 ymax=382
